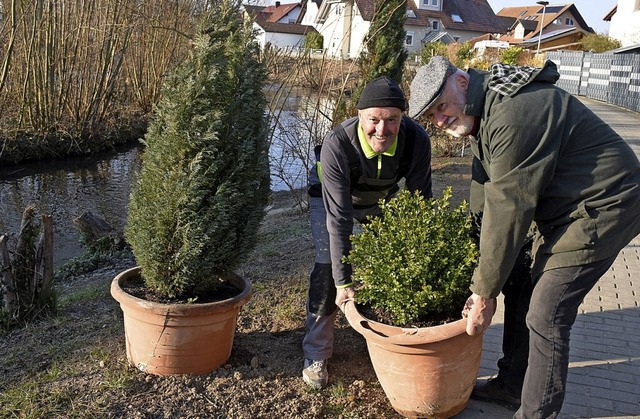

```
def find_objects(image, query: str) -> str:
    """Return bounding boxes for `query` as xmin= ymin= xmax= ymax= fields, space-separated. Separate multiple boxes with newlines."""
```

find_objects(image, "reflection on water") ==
xmin=267 ymin=84 xmax=333 ymax=192
xmin=0 ymin=87 xmax=332 ymax=268
xmin=0 ymin=145 xmax=142 ymax=267
xmin=0 ymin=135 xmax=304 ymax=268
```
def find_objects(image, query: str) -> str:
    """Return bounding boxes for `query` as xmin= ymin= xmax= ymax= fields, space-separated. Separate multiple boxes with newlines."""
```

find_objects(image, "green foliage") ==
xmin=419 ymin=41 xmax=448 ymax=64
xmin=580 ymin=33 xmax=621 ymax=53
xmin=55 ymin=249 xmax=131 ymax=281
xmin=125 ymin=0 xmax=271 ymax=299
xmin=334 ymin=0 xmax=408 ymax=124
xmin=345 ymin=188 xmax=478 ymax=326
xmin=454 ymin=42 xmax=474 ymax=67
xmin=358 ymin=0 xmax=408 ymax=84
xmin=499 ymin=47 xmax=524 ymax=65
xmin=56 ymin=227 xmax=131 ymax=280
xmin=304 ymin=31 xmax=323 ymax=50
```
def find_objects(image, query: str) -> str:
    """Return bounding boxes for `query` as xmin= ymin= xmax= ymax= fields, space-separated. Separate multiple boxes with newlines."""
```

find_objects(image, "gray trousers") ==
xmin=302 ymin=196 xmax=379 ymax=361
xmin=515 ymin=255 xmax=617 ymax=419
xmin=302 ymin=197 xmax=335 ymax=361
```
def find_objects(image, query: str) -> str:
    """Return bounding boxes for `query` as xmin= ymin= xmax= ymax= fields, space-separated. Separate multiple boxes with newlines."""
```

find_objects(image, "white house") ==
xmin=604 ymin=1 xmax=640 ymax=48
xmin=247 ymin=1 xmax=607 ymax=59
xmin=301 ymin=0 xmax=505 ymax=59
xmin=494 ymin=4 xmax=594 ymax=52
xmin=244 ymin=2 xmax=317 ymax=51
xmin=301 ymin=0 xmax=369 ymax=59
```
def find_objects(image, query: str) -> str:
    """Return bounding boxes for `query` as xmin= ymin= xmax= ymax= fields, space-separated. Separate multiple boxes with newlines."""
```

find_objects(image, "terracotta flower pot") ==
xmin=110 ymin=266 xmax=252 ymax=376
xmin=343 ymin=300 xmax=483 ymax=418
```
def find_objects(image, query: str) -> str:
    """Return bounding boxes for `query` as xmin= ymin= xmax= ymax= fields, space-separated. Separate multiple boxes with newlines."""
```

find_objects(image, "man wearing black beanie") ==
xmin=302 ymin=76 xmax=433 ymax=389
xmin=355 ymin=75 xmax=408 ymax=110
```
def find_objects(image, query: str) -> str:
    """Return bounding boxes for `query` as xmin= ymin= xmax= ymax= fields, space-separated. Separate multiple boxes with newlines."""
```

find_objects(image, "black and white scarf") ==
xmin=487 ymin=63 xmax=540 ymax=97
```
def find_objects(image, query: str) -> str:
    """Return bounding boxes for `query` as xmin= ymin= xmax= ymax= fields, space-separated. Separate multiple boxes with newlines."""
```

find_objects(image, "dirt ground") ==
xmin=0 ymin=155 xmax=472 ymax=418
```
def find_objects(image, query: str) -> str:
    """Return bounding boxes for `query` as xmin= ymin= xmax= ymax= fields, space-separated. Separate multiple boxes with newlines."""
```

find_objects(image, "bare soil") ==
xmin=0 ymin=155 xmax=472 ymax=418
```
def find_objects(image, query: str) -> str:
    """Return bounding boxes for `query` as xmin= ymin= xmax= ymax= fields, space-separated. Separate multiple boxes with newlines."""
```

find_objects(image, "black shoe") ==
xmin=471 ymin=377 xmax=521 ymax=411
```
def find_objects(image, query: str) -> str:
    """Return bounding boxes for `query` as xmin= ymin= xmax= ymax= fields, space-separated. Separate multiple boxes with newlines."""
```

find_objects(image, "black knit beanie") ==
xmin=356 ymin=76 xmax=407 ymax=111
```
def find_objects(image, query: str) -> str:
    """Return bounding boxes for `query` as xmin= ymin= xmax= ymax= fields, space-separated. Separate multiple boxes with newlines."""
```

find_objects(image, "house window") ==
xmin=407 ymin=10 xmax=416 ymax=18
xmin=406 ymin=32 xmax=414 ymax=46
xmin=451 ymin=14 xmax=463 ymax=23
xmin=565 ymin=17 xmax=574 ymax=26
xmin=432 ymin=20 xmax=439 ymax=30
xmin=431 ymin=0 xmax=439 ymax=6
xmin=423 ymin=0 xmax=438 ymax=6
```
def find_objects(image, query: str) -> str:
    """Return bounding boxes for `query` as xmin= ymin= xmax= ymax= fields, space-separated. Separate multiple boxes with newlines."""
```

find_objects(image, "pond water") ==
xmin=0 ymin=89 xmax=332 ymax=267
xmin=0 ymin=145 xmax=142 ymax=266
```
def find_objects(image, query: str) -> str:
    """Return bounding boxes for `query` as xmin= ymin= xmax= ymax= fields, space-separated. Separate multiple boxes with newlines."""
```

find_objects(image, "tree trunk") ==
xmin=32 ymin=215 xmax=54 ymax=306
xmin=0 ymin=235 xmax=18 ymax=317
xmin=73 ymin=211 xmax=123 ymax=249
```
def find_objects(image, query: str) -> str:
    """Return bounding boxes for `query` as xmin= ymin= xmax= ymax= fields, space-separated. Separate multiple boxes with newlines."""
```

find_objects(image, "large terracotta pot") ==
xmin=343 ymin=300 xmax=483 ymax=418
xmin=110 ymin=266 xmax=252 ymax=376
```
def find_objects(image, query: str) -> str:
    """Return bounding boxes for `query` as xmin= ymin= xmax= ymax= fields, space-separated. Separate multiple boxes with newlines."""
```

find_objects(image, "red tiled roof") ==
xmin=259 ymin=21 xmax=317 ymax=35
xmin=370 ymin=0 xmax=507 ymax=34
xmin=495 ymin=3 xmax=593 ymax=40
xmin=355 ymin=0 xmax=375 ymax=21
xmin=264 ymin=2 xmax=300 ymax=23
xmin=603 ymin=5 xmax=617 ymax=22
xmin=244 ymin=2 xmax=316 ymax=36
xmin=441 ymin=0 xmax=506 ymax=33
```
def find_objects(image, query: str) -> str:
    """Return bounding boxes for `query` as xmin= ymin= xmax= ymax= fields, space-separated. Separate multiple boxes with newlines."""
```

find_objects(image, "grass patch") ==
xmin=241 ymin=274 xmax=307 ymax=332
xmin=58 ymin=283 xmax=109 ymax=309
xmin=0 ymin=344 xmax=135 ymax=419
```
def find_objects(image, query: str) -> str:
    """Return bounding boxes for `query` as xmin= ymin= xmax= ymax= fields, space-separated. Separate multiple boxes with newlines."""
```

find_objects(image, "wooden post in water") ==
xmin=0 ymin=234 xmax=18 ymax=317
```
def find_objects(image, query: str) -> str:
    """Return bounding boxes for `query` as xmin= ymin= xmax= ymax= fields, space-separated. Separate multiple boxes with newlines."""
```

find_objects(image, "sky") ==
xmin=486 ymin=1 xmax=618 ymax=34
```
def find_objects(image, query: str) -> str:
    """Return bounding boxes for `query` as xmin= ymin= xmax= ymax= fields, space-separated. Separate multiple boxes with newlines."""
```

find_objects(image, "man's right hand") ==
xmin=461 ymin=293 xmax=496 ymax=336
xmin=335 ymin=286 xmax=355 ymax=312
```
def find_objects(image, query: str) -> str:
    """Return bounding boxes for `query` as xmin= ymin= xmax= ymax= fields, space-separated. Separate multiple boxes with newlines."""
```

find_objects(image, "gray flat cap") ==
xmin=409 ymin=56 xmax=457 ymax=119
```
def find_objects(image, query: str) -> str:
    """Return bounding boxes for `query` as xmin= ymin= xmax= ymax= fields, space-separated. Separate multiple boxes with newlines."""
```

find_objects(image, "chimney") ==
xmin=275 ymin=1 xmax=280 ymax=6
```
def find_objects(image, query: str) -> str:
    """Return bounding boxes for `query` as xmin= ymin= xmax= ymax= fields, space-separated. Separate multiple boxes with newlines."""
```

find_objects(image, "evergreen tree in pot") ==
xmin=342 ymin=188 xmax=482 ymax=418
xmin=110 ymin=0 xmax=270 ymax=376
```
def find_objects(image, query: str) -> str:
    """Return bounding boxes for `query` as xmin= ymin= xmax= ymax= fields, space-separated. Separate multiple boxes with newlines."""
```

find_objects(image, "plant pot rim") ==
xmin=343 ymin=299 xmax=470 ymax=346
xmin=110 ymin=266 xmax=252 ymax=316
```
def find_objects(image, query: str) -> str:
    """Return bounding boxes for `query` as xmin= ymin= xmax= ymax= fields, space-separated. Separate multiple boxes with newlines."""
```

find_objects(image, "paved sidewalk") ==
xmin=454 ymin=97 xmax=640 ymax=419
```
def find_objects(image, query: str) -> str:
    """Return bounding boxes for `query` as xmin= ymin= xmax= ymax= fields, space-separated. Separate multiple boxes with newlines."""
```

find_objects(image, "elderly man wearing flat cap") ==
xmin=409 ymin=56 xmax=640 ymax=417
xmin=302 ymin=76 xmax=432 ymax=389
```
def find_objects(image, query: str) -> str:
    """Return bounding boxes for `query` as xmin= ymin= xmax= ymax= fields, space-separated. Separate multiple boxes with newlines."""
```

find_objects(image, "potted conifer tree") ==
xmin=110 ymin=0 xmax=270 ymax=376
xmin=343 ymin=188 xmax=482 ymax=418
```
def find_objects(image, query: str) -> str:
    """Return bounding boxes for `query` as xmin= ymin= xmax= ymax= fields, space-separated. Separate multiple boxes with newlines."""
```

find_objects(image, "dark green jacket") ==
xmin=466 ymin=62 xmax=640 ymax=298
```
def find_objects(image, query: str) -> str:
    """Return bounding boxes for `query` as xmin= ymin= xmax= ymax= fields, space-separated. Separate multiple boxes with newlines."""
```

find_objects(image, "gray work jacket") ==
xmin=319 ymin=115 xmax=432 ymax=286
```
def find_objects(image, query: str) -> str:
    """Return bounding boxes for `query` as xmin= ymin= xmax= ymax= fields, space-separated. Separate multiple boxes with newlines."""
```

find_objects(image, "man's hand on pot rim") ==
xmin=335 ymin=286 xmax=355 ymax=312
xmin=461 ymin=293 xmax=496 ymax=336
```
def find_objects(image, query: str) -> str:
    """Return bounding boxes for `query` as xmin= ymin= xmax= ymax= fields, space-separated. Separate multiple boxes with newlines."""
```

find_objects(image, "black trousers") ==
xmin=497 ymin=242 xmax=534 ymax=394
